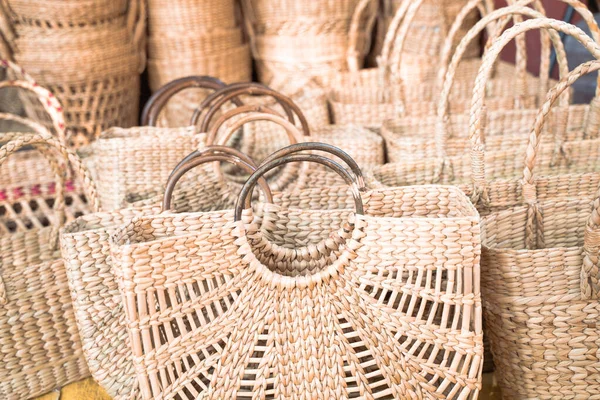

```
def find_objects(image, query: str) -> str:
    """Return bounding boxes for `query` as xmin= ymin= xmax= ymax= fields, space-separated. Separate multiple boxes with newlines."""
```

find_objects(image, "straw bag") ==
xmin=479 ymin=58 xmax=600 ymax=398
xmin=0 ymin=0 xmax=146 ymax=147
xmin=5 ymin=0 xmax=128 ymax=23
xmin=380 ymin=1 xmax=588 ymax=163
xmin=328 ymin=0 xmax=552 ymax=128
xmin=110 ymin=144 xmax=483 ymax=399
xmin=0 ymin=132 xmax=99 ymax=399
xmin=83 ymin=76 xmax=242 ymax=211
xmin=61 ymin=146 xmax=271 ymax=400
xmin=242 ymin=0 xmax=378 ymax=85
xmin=370 ymin=17 xmax=600 ymax=204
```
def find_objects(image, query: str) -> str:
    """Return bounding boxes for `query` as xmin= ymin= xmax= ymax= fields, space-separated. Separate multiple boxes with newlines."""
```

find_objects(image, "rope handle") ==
xmin=162 ymin=145 xmax=272 ymax=212
xmin=141 ymin=76 xmax=227 ymax=126
xmin=469 ymin=18 xmax=600 ymax=205
xmin=346 ymin=0 xmax=379 ymax=72
xmin=126 ymin=0 xmax=147 ymax=73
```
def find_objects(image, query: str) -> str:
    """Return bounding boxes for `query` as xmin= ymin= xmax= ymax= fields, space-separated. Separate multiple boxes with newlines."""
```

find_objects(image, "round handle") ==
xmin=141 ymin=76 xmax=227 ymax=126
xmin=469 ymin=18 xmax=600 ymax=203
xmin=162 ymin=146 xmax=272 ymax=212
xmin=206 ymin=105 xmax=288 ymax=145
xmin=259 ymin=142 xmax=367 ymax=191
xmin=435 ymin=4 xmax=569 ymax=161
xmin=235 ymin=151 xmax=364 ymax=221
xmin=196 ymin=84 xmax=310 ymax=137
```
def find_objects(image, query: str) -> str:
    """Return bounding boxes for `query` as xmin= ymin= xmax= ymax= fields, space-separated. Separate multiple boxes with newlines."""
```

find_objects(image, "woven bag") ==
xmin=0 ymin=132 xmax=99 ymax=399
xmin=242 ymin=0 xmax=377 ymax=85
xmin=478 ymin=57 xmax=600 ymax=398
xmin=110 ymin=145 xmax=483 ymax=399
xmin=380 ymin=1 xmax=588 ymax=163
xmin=61 ymin=146 xmax=271 ymax=400
xmin=328 ymin=0 xmax=552 ymax=128
xmin=370 ymin=17 xmax=600 ymax=208
xmin=4 ymin=0 xmax=128 ymax=24
xmin=0 ymin=0 xmax=146 ymax=147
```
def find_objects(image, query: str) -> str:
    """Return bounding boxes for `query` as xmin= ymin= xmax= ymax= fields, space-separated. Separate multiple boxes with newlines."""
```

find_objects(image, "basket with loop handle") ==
xmin=0 ymin=0 xmax=146 ymax=147
xmin=380 ymin=0 xmax=592 ymax=163
xmin=0 ymin=132 xmax=99 ymax=399
xmin=367 ymin=16 xmax=600 ymax=212
xmin=328 ymin=0 xmax=556 ymax=128
xmin=110 ymin=142 xmax=482 ymax=399
xmin=241 ymin=0 xmax=378 ymax=85
xmin=84 ymin=76 xmax=237 ymax=211
xmin=61 ymin=146 xmax=272 ymax=400
xmin=480 ymin=57 xmax=600 ymax=398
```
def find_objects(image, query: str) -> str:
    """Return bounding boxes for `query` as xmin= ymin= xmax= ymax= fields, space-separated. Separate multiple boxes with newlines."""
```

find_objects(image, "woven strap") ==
xmin=346 ymin=0 xmax=379 ymax=72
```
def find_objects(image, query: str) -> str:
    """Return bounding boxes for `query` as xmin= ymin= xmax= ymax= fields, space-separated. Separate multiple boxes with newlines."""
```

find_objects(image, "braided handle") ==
xmin=435 ymin=5 xmax=568 ymax=161
xmin=346 ymin=0 xmax=379 ymax=72
xmin=0 ymin=78 xmax=68 ymax=143
xmin=469 ymin=18 xmax=600 ymax=204
xmin=141 ymin=76 xmax=227 ymax=126
xmin=126 ymin=0 xmax=146 ymax=73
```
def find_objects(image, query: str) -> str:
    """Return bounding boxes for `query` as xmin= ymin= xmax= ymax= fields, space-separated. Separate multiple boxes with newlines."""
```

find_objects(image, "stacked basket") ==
xmin=0 ymin=0 xmax=146 ymax=148
xmin=146 ymin=0 xmax=252 ymax=126
xmin=242 ymin=0 xmax=378 ymax=85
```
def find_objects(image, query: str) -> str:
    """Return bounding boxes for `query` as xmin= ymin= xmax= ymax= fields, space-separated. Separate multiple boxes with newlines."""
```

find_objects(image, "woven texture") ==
xmin=0 ymin=132 xmax=99 ymax=399
xmin=0 ymin=1 xmax=146 ymax=147
xmin=110 ymin=182 xmax=483 ymax=399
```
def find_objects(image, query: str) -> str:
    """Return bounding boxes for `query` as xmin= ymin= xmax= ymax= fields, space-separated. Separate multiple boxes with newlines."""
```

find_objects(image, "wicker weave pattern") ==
xmin=111 ymin=176 xmax=483 ymax=399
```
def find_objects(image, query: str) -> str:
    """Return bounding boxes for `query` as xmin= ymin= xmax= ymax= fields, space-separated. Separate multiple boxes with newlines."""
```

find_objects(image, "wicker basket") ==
xmin=60 ymin=146 xmax=268 ymax=400
xmin=110 ymin=147 xmax=483 ymax=399
xmin=0 ymin=132 xmax=99 ymax=399
xmin=480 ymin=57 xmax=600 ymax=399
xmin=0 ymin=0 xmax=146 ymax=147
xmin=242 ymin=0 xmax=377 ymax=85
xmin=5 ymin=0 xmax=128 ymax=24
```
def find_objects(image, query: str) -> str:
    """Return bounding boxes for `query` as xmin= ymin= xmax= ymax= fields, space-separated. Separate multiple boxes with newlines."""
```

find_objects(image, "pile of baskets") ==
xmin=146 ymin=0 xmax=251 ymax=126
xmin=0 ymin=0 xmax=145 ymax=147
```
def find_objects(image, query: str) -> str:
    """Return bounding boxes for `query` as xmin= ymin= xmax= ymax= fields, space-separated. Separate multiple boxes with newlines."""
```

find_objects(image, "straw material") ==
xmin=0 ymin=1 xmax=146 ymax=146
xmin=111 ymin=161 xmax=483 ymax=399
xmin=84 ymin=126 xmax=207 ymax=211
xmin=242 ymin=0 xmax=377 ymax=85
xmin=0 ymin=132 xmax=99 ymax=399
xmin=5 ymin=0 xmax=128 ymax=24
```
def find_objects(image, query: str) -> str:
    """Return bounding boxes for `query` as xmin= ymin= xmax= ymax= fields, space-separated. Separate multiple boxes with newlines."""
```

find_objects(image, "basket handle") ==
xmin=162 ymin=146 xmax=272 ymax=212
xmin=0 ymin=78 xmax=68 ymax=143
xmin=207 ymin=105 xmax=298 ymax=145
xmin=0 ymin=1 xmax=15 ymax=61
xmin=470 ymin=18 xmax=600 ymax=205
xmin=126 ymin=0 xmax=146 ymax=74
xmin=259 ymin=141 xmax=367 ymax=192
xmin=141 ymin=76 xmax=228 ymax=126
xmin=435 ymin=4 xmax=570 ymax=161
xmin=235 ymin=147 xmax=364 ymax=221
xmin=197 ymin=84 xmax=310 ymax=136
xmin=346 ymin=0 xmax=379 ymax=72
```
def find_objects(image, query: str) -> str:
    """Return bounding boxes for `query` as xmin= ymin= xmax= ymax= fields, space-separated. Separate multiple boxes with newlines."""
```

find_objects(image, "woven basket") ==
xmin=242 ymin=0 xmax=377 ymax=85
xmin=0 ymin=0 xmax=146 ymax=147
xmin=5 ymin=0 xmax=128 ymax=24
xmin=0 ymin=132 xmax=99 ymax=399
xmin=147 ymin=0 xmax=238 ymax=35
xmin=61 ymin=146 xmax=269 ymax=400
xmin=110 ymin=148 xmax=483 ymax=399
xmin=479 ymin=57 xmax=600 ymax=398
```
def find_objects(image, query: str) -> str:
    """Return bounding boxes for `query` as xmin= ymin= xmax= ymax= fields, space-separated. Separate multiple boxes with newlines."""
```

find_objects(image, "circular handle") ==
xmin=141 ymin=76 xmax=227 ymax=126
xmin=260 ymin=142 xmax=367 ymax=191
xmin=235 ymin=151 xmax=364 ymax=221
xmin=469 ymin=18 xmax=600 ymax=203
xmin=197 ymin=84 xmax=310 ymax=137
xmin=206 ymin=105 xmax=287 ymax=145
xmin=162 ymin=146 xmax=273 ymax=212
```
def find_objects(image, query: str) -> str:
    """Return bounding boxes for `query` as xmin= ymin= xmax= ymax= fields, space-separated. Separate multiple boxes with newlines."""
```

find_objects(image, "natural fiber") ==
xmin=0 ymin=132 xmax=99 ymax=399
xmin=110 ymin=150 xmax=483 ymax=399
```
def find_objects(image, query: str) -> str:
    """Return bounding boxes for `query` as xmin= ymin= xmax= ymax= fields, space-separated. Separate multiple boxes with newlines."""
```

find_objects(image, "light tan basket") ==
xmin=110 ymin=147 xmax=483 ymax=399
xmin=5 ymin=0 xmax=128 ymax=24
xmin=0 ymin=0 xmax=146 ymax=147
xmin=147 ymin=0 xmax=238 ymax=35
xmin=480 ymin=58 xmax=600 ymax=399
xmin=0 ymin=132 xmax=99 ymax=399
xmin=242 ymin=0 xmax=377 ymax=85
xmin=61 ymin=146 xmax=270 ymax=400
